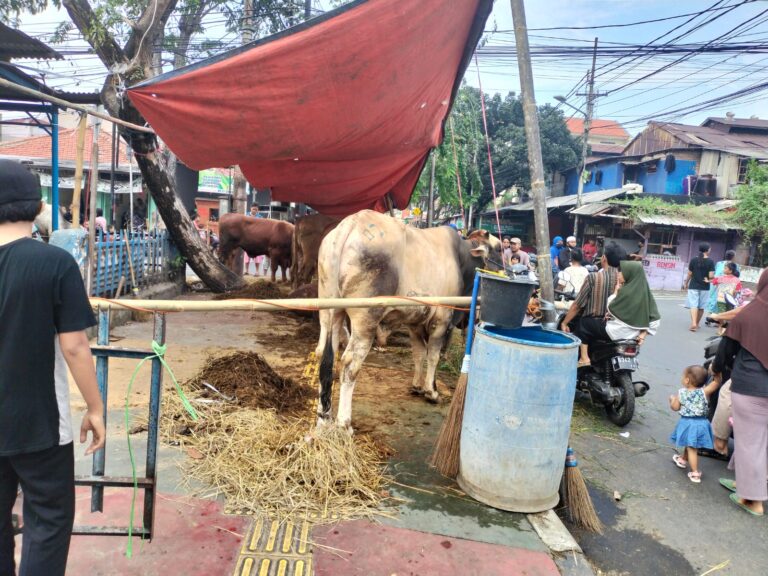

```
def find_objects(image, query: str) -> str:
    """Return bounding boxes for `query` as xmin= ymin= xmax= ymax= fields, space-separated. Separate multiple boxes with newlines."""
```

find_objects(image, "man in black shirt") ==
xmin=0 ymin=160 xmax=105 ymax=576
xmin=685 ymin=242 xmax=716 ymax=331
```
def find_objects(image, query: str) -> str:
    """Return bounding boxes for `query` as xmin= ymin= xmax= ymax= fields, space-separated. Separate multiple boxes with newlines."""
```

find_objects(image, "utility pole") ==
xmin=427 ymin=152 xmax=436 ymax=227
xmin=305 ymin=0 xmax=312 ymax=20
xmin=510 ymin=0 xmax=554 ymax=308
xmin=573 ymin=37 xmax=598 ymax=237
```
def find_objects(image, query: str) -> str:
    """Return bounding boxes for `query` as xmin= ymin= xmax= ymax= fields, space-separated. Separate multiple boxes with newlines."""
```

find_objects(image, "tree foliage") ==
xmin=734 ymin=161 xmax=768 ymax=265
xmin=413 ymin=85 xmax=580 ymax=220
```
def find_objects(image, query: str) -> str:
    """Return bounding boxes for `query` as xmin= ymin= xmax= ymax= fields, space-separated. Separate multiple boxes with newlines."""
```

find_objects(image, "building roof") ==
xmin=624 ymin=121 xmax=768 ymax=159
xmin=566 ymin=117 xmax=630 ymax=139
xmin=0 ymin=125 xmax=132 ymax=168
xmin=635 ymin=213 xmax=740 ymax=231
xmin=0 ymin=23 xmax=61 ymax=61
xmin=0 ymin=61 xmax=101 ymax=104
xmin=589 ymin=142 xmax=625 ymax=155
xmin=482 ymin=186 xmax=641 ymax=215
xmin=703 ymin=117 xmax=768 ymax=130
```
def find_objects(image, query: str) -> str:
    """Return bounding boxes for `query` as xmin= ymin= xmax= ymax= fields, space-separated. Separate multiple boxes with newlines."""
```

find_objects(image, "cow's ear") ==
xmin=470 ymin=244 xmax=489 ymax=258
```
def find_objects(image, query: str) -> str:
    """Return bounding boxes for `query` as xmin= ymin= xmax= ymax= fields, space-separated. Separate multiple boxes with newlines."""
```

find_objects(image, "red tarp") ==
xmin=128 ymin=0 xmax=492 ymax=216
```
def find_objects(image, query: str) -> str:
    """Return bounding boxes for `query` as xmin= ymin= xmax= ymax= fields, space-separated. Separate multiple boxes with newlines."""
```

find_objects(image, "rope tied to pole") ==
xmin=124 ymin=337 xmax=197 ymax=557
xmin=474 ymin=55 xmax=504 ymax=243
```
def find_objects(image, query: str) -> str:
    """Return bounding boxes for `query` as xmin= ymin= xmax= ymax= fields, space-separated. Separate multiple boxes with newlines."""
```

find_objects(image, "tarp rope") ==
xmin=124 ymin=338 xmax=198 ymax=557
xmin=447 ymin=116 xmax=466 ymax=228
xmin=474 ymin=55 xmax=504 ymax=242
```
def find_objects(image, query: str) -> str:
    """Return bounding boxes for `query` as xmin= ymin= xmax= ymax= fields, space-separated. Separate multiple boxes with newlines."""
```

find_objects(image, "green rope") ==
xmin=124 ymin=340 xmax=198 ymax=557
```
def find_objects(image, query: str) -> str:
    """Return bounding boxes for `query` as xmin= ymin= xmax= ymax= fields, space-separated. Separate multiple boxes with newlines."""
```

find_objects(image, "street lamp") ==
xmin=556 ymin=94 xmax=593 ymax=236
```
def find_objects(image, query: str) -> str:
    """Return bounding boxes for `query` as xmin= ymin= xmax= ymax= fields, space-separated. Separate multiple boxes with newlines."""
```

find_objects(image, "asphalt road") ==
xmin=567 ymin=295 xmax=767 ymax=576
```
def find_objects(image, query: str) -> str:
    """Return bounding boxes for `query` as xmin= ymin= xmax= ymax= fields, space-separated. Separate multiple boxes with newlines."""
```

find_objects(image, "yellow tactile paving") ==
xmin=235 ymin=517 xmax=314 ymax=576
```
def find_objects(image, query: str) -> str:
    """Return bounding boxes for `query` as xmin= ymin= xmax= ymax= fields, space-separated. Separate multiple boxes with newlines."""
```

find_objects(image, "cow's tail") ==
xmin=318 ymin=331 xmax=334 ymax=424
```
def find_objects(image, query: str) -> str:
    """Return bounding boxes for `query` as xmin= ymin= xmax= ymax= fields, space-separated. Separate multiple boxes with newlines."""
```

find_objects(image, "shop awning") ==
xmin=128 ymin=0 xmax=493 ymax=216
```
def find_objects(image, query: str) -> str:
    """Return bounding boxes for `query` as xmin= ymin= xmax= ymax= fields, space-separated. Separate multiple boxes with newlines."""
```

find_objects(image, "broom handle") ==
xmin=463 ymin=272 xmax=481 ymax=362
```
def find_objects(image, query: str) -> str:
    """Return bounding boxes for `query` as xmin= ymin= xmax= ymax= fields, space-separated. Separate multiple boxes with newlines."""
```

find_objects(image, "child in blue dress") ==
xmin=669 ymin=365 xmax=720 ymax=483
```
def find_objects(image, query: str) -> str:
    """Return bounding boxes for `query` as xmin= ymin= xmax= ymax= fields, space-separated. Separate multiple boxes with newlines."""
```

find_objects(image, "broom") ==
xmin=560 ymin=447 xmax=603 ymax=533
xmin=429 ymin=272 xmax=481 ymax=478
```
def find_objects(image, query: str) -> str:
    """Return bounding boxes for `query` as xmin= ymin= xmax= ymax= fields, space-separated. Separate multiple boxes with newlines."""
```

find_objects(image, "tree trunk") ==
xmin=63 ymin=0 xmax=245 ymax=293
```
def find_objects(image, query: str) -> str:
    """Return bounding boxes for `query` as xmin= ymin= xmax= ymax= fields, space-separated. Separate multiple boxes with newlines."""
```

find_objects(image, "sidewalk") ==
xmin=40 ymin=405 xmax=592 ymax=575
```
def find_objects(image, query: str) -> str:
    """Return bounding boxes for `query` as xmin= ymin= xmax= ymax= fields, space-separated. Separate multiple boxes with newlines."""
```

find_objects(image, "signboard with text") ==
xmin=643 ymin=255 xmax=687 ymax=291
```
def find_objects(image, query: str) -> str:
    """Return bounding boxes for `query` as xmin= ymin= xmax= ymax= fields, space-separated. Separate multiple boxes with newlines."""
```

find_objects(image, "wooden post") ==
xmin=427 ymin=152 xmax=436 ymax=227
xmin=510 ymin=0 xmax=555 ymax=310
xmin=87 ymin=112 xmax=102 ymax=293
xmin=71 ymin=113 xmax=87 ymax=228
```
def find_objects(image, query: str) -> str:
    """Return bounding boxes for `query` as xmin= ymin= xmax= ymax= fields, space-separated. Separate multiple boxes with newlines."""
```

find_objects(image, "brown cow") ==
xmin=290 ymin=214 xmax=341 ymax=289
xmin=314 ymin=211 xmax=501 ymax=430
xmin=218 ymin=214 xmax=294 ymax=282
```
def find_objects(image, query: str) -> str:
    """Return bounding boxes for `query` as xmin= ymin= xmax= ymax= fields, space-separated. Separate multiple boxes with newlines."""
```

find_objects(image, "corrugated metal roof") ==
xmin=501 ymin=187 xmax=641 ymax=213
xmin=568 ymin=202 xmax=614 ymax=216
xmin=636 ymin=214 xmax=740 ymax=230
xmin=651 ymin=121 xmax=768 ymax=157
xmin=0 ymin=23 xmax=61 ymax=60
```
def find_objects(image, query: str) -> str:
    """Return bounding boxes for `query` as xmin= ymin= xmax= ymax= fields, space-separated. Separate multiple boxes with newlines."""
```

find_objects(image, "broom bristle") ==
xmin=561 ymin=466 xmax=603 ymax=534
xmin=428 ymin=372 xmax=468 ymax=478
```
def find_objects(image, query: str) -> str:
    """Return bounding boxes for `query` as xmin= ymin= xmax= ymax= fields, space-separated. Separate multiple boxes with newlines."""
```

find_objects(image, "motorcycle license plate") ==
xmin=612 ymin=356 xmax=638 ymax=371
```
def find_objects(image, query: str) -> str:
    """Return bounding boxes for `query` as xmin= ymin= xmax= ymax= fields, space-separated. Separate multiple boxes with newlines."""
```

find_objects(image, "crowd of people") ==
xmin=539 ymin=231 xmax=766 ymax=516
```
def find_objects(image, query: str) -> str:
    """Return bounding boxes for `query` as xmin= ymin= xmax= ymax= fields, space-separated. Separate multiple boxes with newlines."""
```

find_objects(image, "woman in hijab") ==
xmin=605 ymin=260 xmax=661 ymax=345
xmin=714 ymin=268 xmax=768 ymax=516
xmin=550 ymin=236 xmax=564 ymax=273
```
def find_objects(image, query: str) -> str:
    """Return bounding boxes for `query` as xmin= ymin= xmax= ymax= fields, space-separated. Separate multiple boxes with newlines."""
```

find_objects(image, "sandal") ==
xmin=729 ymin=493 xmax=764 ymax=516
xmin=688 ymin=471 xmax=702 ymax=483
xmin=673 ymin=454 xmax=688 ymax=469
xmin=719 ymin=478 xmax=737 ymax=493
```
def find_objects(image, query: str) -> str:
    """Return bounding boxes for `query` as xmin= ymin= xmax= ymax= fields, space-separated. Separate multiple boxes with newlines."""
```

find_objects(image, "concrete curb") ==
xmin=527 ymin=511 xmax=596 ymax=576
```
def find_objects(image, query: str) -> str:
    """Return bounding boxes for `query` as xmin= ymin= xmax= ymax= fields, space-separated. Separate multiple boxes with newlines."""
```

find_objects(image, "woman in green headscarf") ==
xmin=605 ymin=261 xmax=662 ymax=345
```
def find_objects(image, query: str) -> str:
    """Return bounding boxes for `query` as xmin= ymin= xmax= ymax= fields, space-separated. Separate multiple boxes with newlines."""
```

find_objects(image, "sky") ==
xmin=10 ymin=0 xmax=768 ymax=138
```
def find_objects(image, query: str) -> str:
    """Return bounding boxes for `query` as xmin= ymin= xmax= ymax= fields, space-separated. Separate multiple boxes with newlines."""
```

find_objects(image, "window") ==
xmin=646 ymin=162 xmax=658 ymax=174
xmin=737 ymin=158 xmax=749 ymax=184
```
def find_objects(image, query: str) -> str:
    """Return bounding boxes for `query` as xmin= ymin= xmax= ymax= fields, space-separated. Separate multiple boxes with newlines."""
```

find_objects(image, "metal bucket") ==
xmin=478 ymin=272 xmax=538 ymax=329
xmin=458 ymin=324 xmax=579 ymax=512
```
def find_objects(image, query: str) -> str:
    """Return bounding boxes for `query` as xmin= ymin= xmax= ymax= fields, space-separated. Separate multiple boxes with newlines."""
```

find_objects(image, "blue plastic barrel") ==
xmin=457 ymin=324 xmax=580 ymax=512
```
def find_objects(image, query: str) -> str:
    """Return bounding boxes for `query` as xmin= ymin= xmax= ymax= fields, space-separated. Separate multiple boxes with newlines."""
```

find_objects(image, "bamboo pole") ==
xmin=90 ymin=296 xmax=475 ymax=313
xmin=71 ymin=113 xmax=88 ymax=228
xmin=0 ymin=77 xmax=154 ymax=134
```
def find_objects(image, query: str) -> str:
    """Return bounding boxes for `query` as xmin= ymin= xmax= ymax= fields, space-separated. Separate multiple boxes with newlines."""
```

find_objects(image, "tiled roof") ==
xmin=0 ymin=125 xmax=131 ymax=167
xmin=566 ymin=118 xmax=630 ymax=139
xmin=590 ymin=143 xmax=625 ymax=155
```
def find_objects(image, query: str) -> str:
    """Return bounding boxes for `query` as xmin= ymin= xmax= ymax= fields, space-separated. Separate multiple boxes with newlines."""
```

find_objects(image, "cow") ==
xmin=218 ymin=214 xmax=294 ymax=283
xmin=290 ymin=214 xmax=341 ymax=289
xmin=314 ymin=210 xmax=501 ymax=431
xmin=34 ymin=203 xmax=72 ymax=238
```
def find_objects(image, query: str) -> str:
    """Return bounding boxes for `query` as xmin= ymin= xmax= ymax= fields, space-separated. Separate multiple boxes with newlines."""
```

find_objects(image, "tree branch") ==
xmin=62 ymin=0 xmax=126 ymax=67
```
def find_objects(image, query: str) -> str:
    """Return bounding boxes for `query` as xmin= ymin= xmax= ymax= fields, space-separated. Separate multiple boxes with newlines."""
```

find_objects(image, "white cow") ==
xmin=314 ymin=210 xmax=501 ymax=430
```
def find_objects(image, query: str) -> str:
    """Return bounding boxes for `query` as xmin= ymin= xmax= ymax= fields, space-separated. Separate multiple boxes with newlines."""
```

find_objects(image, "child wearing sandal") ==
xmin=669 ymin=365 xmax=720 ymax=483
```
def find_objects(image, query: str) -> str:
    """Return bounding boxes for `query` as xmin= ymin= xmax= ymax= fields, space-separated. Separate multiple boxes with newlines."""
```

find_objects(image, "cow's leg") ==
xmin=422 ymin=324 xmax=450 ymax=403
xmin=336 ymin=310 xmax=379 ymax=431
xmin=270 ymin=257 xmax=278 ymax=283
xmin=408 ymin=327 xmax=427 ymax=394
xmin=315 ymin=308 xmax=334 ymax=426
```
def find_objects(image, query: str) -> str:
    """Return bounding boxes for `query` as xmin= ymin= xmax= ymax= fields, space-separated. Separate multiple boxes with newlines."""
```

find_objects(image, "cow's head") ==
xmin=465 ymin=229 xmax=504 ymax=271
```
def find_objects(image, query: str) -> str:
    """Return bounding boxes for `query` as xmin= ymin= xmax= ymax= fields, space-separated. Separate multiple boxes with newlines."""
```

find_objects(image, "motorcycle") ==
xmin=555 ymin=291 xmax=649 ymax=426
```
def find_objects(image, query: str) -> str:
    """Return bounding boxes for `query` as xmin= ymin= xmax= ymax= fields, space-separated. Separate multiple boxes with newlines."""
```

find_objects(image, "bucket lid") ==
xmin=478 ymin=271 xmax=538 ymax=286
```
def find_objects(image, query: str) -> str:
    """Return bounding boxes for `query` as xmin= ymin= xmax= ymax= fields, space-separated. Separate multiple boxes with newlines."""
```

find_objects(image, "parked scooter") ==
xmin=556 ymin=294 xmax=649 ymax=426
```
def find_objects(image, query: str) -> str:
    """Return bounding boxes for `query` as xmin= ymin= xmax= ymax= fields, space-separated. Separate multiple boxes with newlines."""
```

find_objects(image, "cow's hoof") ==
xmin=410 ymin=386 xmax=423 ymax=396
xmin=424 ymin=390 xmax=440 ymax=404
xmin=373 ymin=346 xmax=387 ymax=353
xmin=336 ymin=420 xmax=354 ymax=435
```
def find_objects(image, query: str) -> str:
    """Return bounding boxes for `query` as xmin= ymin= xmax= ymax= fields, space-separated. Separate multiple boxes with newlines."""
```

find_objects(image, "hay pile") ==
xmin=158 ymin=351 xmax=391 ymax=521
xmin=215 ymin=281 xmax=284 ymax=300
xmin=189 ymin=351 xmax=311 ymax=415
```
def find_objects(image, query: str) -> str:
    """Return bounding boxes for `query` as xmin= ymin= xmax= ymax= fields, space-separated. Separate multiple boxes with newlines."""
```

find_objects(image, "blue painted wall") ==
xmin=664 ymin=159 xmax=696 ymax=194
xmin=562 ymin=156 xmax=698 ymax=196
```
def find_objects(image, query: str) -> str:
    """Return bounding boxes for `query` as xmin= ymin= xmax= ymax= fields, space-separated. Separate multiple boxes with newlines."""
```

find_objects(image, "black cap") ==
xmin=0 ymin=160 xmax=41 ymax=206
